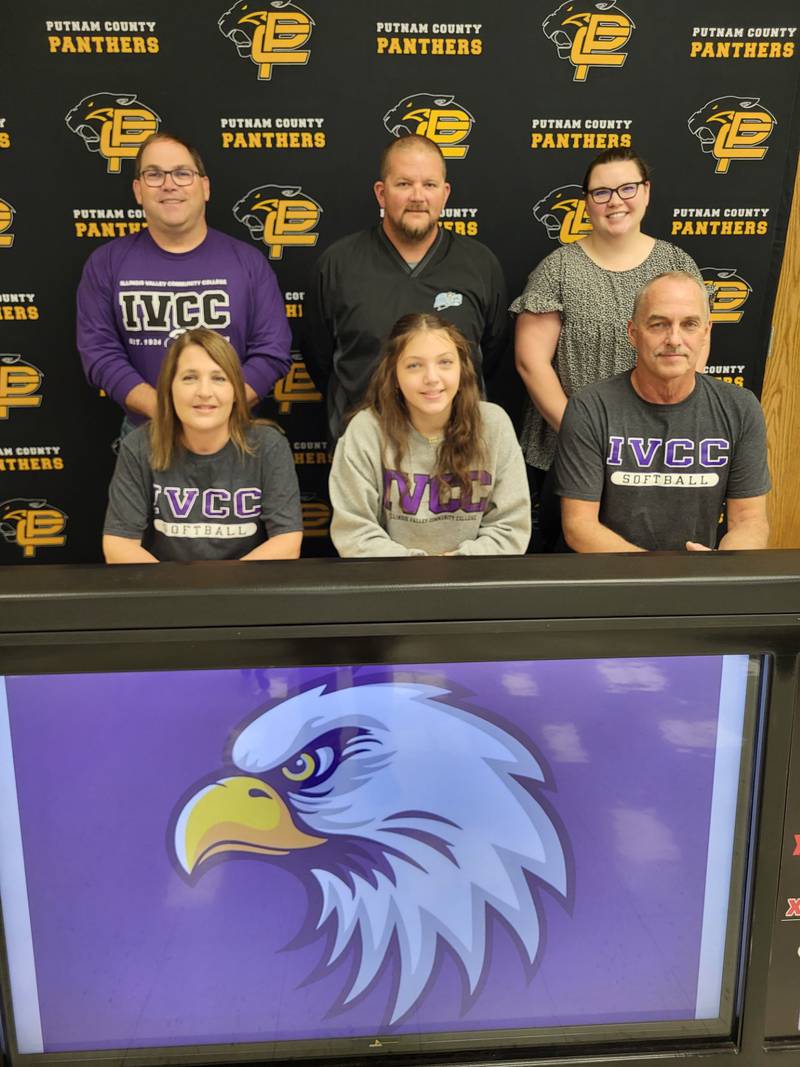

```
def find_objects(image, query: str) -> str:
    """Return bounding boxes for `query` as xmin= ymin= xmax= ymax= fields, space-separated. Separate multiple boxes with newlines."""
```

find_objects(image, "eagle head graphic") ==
xmin=173 ymin=682 xmax=568 ymax=1024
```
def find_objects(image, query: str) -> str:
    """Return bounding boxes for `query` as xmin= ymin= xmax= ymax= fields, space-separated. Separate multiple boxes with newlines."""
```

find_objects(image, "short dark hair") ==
xmin=134 ymin=132 xmax=207 ymax=178
xmin=583 ymin=147 xmax=650 ymax=193
xmin=379 ymin=134 xmax=447 ymax=182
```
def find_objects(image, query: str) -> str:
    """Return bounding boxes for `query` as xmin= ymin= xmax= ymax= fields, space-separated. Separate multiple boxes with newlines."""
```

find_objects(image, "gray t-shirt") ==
xmin=104 ymin=424 xmax=302 ymax=560
xmin=554 ymin=372 xmax=771 ymax=551
xmin=510 ymin=240 xmax=702 ymax=470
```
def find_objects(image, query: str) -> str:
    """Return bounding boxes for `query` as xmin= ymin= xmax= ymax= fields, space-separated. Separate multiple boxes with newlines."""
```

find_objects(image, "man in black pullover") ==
xmin=303 ymin=134 xmax=509 ymax=439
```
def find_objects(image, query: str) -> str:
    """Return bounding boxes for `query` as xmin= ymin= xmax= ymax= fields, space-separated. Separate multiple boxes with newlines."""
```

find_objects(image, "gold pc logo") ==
xmin=383 ymin=93 xmax=474 ymax=160
xmin=0 ymin=499 xmax=67 ymax=559
xmin=233 ymin=184 xmax=321 ymax=260
xmin=219 ymin=1 xmax=314 ymax=81
xmin=300 ymin=495 xmax=330 ymax=538
xmin=65 ymin=93 xmax=160 ymax=173
xmin=0 ymin=356 xmax=43 ymax=419
xmin=543 ymin=2 xmax=635 ymax=82
xmin=701 ymin=268 xmax=752 ymax=324
xmin=273 ymin=356 xmax=322 ymax=412
xmin=688 ymin=96 xmax=776 ymax=174
xmin=533 ymin=185 xmax=593 ymax=244
xmin=0 ymin=198 xmax=15 ymax=248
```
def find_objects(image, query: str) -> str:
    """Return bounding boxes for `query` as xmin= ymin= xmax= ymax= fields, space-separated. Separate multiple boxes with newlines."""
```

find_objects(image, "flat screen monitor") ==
xmin=0 ymin=653 xmax=760 ymax=1062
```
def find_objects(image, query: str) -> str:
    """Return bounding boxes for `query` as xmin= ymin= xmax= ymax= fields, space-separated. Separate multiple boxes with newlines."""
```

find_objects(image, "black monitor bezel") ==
xmin=0 ymin=554 xmax=798 ymax=1067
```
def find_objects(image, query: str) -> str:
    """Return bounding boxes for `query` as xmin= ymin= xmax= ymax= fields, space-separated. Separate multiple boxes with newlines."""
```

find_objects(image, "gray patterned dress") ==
xmin=510 ymin=240 xmax=702 ymax=470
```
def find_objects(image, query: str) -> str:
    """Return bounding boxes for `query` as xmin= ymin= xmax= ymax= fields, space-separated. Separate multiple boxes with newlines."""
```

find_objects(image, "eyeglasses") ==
xmin=138 ymin=167 xmax=201 ymax=188
xmin=586 ymin=180 xmax=646 ymax=205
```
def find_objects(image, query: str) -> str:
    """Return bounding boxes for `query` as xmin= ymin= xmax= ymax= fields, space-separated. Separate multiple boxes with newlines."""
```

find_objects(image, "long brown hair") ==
xmin=359 ymin=313 xmax=485 ymax=496
xmin=149 ymin=329 xmax=254 ymax=470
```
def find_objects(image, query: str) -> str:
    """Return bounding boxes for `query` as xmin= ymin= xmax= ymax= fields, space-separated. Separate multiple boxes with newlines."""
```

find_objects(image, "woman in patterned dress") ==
xmin=511 ymin=147 xmax=703 ymax=550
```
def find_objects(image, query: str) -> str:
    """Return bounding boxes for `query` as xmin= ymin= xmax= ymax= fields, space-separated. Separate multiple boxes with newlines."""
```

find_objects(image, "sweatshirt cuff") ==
xmin=242 ymin=354 xmax=290 ymax=401
xmin=109 ymin=368 xmax=148 ymax=411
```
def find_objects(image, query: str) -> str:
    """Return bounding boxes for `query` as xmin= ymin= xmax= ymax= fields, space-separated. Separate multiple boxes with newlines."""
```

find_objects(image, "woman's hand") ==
xmin=103 ymin=534 xmax=159 ymax=564
xmin=239 ymin=531 xmax=303 ymax=560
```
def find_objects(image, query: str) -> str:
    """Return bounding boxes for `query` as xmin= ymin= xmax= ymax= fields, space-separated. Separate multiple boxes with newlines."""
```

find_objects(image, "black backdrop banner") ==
xmin=1 ymin=0 xmax=798 ymax=563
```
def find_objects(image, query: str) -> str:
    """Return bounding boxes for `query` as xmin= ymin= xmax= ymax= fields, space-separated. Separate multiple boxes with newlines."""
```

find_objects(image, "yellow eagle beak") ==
xmin=176 ymin=776 xmax=325 ymax=874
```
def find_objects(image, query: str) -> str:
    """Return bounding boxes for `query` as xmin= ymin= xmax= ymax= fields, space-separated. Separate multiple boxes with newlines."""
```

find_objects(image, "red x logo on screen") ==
xmin=785 ymin=899 xmax=800 ymax=918
xmin=793 ymin=834 xmax=800 ymax=856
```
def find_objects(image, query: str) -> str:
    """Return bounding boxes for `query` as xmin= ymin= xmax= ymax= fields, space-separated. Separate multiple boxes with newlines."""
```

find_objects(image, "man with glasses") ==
xmin=554 ymin=272 xmax=769 ymax=552
xmin=77 ymin=133 xmax=291 ymax=426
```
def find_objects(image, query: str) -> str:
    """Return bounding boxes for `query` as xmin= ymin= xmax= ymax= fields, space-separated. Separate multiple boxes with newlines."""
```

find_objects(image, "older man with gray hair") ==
xmin=554 ymin=271 xmax=770 ymax=552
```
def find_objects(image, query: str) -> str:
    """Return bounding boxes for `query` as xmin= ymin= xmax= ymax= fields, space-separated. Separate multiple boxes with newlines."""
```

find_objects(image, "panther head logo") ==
xmin=65 ymin=93 xmax=160 ymax=173
xmin=701 ymin=268 xmax=752 ymax=324
xmin=219 ymin=0 xmax=310 ymax=53
xmin=233 ymin=184 xmax=321 ymax=259
xmin=383 ymin=93 xmax=474 ymax=159
xmin=383 ymin=93 xmax=458 ymax=135
xmin=533 ymin=185 xmax=592 ymax=243
xmin=688 ymin=96 xmax=776 ymax=173
xmin=218 ymin=1 xmax=314 ymax=79
xmin=0 ymin=499 xmax=38 ymax=543
xmin=542 ymin=2 xmax=634 ymax=81
xmin=0 ymin=498 xmax=68 ymax=557
xmin=688 ymin=96 xmax=764 ymax=153
xmin=0 ymin=355 xmax=43 ymax=419
xmin=0 ymin=198 xmax=15 ymax=247
xmin=219 ymin=0 xmax=262 ymax=56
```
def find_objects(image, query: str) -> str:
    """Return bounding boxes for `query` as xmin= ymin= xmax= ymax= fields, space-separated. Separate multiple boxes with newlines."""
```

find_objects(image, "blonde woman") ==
xmin=103 ymin=328 xmax=302 ymax=562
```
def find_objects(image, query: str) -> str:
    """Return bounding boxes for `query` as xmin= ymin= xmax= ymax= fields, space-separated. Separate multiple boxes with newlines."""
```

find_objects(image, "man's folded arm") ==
xmin=718 ymin=495 xmax=769 ymax=550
